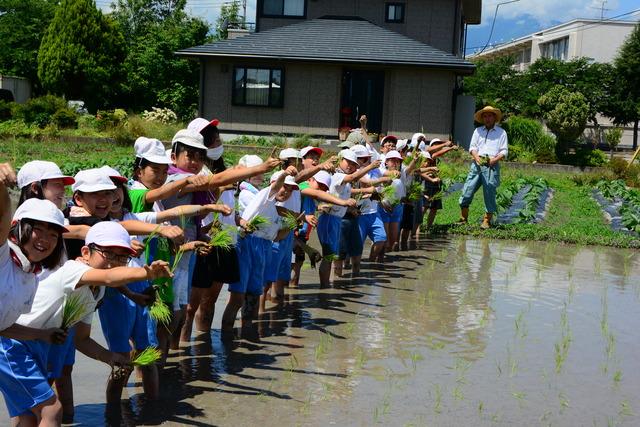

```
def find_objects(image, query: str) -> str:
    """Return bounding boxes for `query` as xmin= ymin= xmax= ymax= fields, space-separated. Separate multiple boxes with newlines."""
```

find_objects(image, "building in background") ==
xmin=0 ymin=75 xmax=31 ymax=104
xmin=178 ymin=0 xmax=482 ymax=140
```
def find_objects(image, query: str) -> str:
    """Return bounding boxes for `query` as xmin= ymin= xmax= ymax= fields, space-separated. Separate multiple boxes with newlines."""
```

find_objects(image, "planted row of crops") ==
xmin=594 ymin=180 xmax=640 ymax=234
xmin=495 ymin=177 xmax=551 ymax=224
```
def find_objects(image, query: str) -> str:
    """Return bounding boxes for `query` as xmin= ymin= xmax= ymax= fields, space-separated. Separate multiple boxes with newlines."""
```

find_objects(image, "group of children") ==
xmin=0 ymin=114 xmax=457 ymax=425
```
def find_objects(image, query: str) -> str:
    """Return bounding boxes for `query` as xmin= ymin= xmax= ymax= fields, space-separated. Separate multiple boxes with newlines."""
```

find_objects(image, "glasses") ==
xmin=90 ymin=246 xmax=131 ymax=264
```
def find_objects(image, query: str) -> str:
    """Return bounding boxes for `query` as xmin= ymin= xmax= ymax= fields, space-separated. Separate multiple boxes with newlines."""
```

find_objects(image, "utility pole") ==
xmin=590 ymin=1 xmax=611 ymax=20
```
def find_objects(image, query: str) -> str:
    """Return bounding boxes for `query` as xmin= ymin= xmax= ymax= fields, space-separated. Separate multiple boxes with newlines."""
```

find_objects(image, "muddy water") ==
xmin=2 ymin=238 xmax=640 ymax=426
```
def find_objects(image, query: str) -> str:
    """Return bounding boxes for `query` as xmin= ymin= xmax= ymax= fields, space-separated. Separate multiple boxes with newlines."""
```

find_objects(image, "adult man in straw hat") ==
xmin=458 ymin=106 xmax=508 ymax=229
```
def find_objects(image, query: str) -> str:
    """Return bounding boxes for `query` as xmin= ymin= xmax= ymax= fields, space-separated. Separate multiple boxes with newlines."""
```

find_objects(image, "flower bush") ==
xmin=141 ymin=107 xmax=177 ymax=124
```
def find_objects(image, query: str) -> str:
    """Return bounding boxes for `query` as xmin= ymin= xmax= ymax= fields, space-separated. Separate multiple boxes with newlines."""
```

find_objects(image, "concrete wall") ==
xmin=574 ymin=23 xmax=635 ymax=63
xmin=201 ymin=58 xmax=456 ymax=139
xmin=257 ymin=0 xmax=461 ymax=54
xmin=0 ymin=75 xmax=31 ymax=104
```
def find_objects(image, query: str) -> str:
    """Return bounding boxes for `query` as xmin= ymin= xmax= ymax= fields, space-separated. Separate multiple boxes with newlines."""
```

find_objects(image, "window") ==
xmin=386 ymin=3 xmax=405 ymax=23
xmin=233 ymin=67 xmax=284 ymax=107
xmin=541 ymin=37 xmax=569 ymax=61
xmin=262 ymin=0 xmax=305 ymax=17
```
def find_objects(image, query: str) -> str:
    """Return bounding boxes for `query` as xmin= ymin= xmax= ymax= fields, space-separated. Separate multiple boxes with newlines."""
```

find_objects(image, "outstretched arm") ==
xmin=76 ymin=261 xmax=172 ymax=288
xmin=342 ymin=159 xmax=382 ymax=184
xmin=0 ymin=163 xmax=17 ymax=247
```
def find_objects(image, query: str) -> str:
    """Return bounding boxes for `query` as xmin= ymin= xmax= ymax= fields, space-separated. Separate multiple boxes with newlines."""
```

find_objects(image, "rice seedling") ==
xmin=613 ymin=370 xmax=622 ymax=384
xmin=554 ymin=331 xmax=572 ymax=373
xmin=355 ymin=346 xmax=367 ymax=369
xmin=477 ymin=401 xmax=484 ymax=414
xmin=433 ymin=384 xmax=442 ymax=414
xmin=61 ymin=293 xmax=90 ymax=330
xmin=323 ymin=254 xmax=340 ymax=262
xmin=559 ymin=392 xmax=569 ymax=412
xmin=619 ymin=400 xmax=635 ymax=417
xmin=314 ymin=333 xmax=333 ymax=361
xmin=148 ymin=289 xmax=172 ymax=327
xmin=383 ymin=320 xmax=391 ymax=337
xmin=453 ymin=384 xmax=464 ymax=401
xmin=410 ymin=351 xmax=423 ymax=371
xmin=246 ymin=214 xmax=270 ymax=233
xmin=170 ymin=244 xmax=186 ymax=275
xmin=143 ymin=224 xmax=162 ymax=247
xmin=495 ymin=359 xmax=502 ymax=376
xmin=511 ymin=391 xmax=526 ymax=401
xmin=378 ymin=184 xmax=399 ymax=207
xmin=208 ymin=226 xmax=233 ymax=250
xmin=406 ymin=182 xmax=423 ymax=202
xmin=131 ymin=347 xmax=162 ymax=366
xmin=281 ymin=211 xmax=302 ymax=231
xmin=345 ymin=321 xmax=355 ymax=337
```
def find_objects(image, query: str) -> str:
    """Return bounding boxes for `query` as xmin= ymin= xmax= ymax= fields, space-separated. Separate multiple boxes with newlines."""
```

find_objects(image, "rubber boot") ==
xmin=458 ymin=207 xmax=469 ymax=224
xmin=481 ymin=213 xmax=493 ymax=229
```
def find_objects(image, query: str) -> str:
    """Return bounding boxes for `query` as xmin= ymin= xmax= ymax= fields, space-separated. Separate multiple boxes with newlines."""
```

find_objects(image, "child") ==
xmin=317 ymin=150 xmax=380 ymax=286
xmin=419 ymin=140 xmax=458 ymax=230
xmin=221 ymin=167 xmax=298 ymax=332
xmin=17 ymin=161 xmax=74 ymax=210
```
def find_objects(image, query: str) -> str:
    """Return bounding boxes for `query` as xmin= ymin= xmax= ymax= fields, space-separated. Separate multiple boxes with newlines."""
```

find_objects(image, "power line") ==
xmin=467 ymin=7 xmax=640 ymax=54
xmin=476 ymin=0 xmax=521 ymax=55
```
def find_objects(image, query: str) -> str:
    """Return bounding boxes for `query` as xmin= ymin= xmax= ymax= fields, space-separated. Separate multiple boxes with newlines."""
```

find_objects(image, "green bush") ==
xmin=13 ymin=95 xmax=68 ymax=127
xmin=96 ymin=109 xmax=128 ymax=131
xmin=503 ymin=116 xmax=543 ymax=150
xmin=0 ymin=100 xmax=13 ymax=120
xmin=77 ymin=114 xmax=99 ymax=130
xmin=0 ymin=120 xmax=40 ymax=138
xmin=51 ymin=108 xmax=78 ymax=129
xmin=534 ymin=134 xmax=557 ymax=164
xmin=108 ymin=123 xmax=135 ymax=145
xmin=575 ymin=147 xmax=608 ymax=167
xmin=292 ymin=134 xmax=317 ymax=149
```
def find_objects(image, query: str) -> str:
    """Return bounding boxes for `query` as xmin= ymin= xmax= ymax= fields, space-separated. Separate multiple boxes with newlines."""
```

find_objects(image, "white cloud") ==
xmin=479 ymin=0 xmax=620 ymax=26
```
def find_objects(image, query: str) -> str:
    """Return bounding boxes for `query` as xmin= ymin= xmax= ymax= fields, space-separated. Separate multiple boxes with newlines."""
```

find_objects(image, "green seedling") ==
xmin=149 ymin=290 xmax=172 ymax=327
xmin=131 ymin=347 xmax=162 ymax=366
xmin=433 ymin=384 xmax=442 ymax=414
xmin=61 ymin=293 xmax=90 ymax=330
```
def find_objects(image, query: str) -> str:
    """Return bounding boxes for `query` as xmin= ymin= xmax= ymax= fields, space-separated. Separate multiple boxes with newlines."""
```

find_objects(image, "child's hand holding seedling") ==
xmin=158 ymin=225 xmax=184 ymax=243
xmin=143 ymin=260 xmax=173 ymax=281
xmin=205 ymin=204 xmax=233 ymax=216
xmin=187 ymin=174 xmax=210 ymax=188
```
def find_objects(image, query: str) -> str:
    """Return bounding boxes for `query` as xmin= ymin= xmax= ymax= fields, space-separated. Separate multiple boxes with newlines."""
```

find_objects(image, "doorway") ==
xmin=340 ymin=69 xmax=385 ymax=133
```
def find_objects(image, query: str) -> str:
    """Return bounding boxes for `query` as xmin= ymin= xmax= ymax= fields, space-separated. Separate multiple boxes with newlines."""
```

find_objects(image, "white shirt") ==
xmin=360 ymin=169 xmax=382 ymax=215
xmin=0 ymin=242 xmax=39 ymax=332
xmin=241 ymin=187 xmax=281 ymax=241
xmin=327 ymin=172 xmax=352 ymax=218
xmin=469 ymin=125 xmax=508 ymax=158
xmin=276 ymin=189 xmax=301 ymax=213
xmin=202 ymin=189 xmax=239 ymax=244
xmin=237 ymin=181 xmax=260 ymax=215
xmin=16 ymin=260 xmax=103 ymax=329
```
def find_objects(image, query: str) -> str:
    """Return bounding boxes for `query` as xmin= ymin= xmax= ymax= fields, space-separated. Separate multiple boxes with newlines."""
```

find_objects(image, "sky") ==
xmin=96 ymin=0 xmax=639 ymax=55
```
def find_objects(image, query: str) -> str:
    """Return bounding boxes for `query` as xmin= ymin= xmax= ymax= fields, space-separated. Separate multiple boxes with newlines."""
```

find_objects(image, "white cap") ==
xmin=430 ymin=138 xmax=442 ymax=146
xmin=300 ymin=146 xmax=323 ymax=157
xmin=17 ymin=161 xmax=74 ymax=189
xmin=12 ymin=198 xmax=68 ymax=232
xmin=385 ymin=150 xmax=403 ymax=161
xmin=187 ymin=117 xmax=220 ymax=134
xmin=279 ymin=148 xmax=302 ymax=160
xmin=171 ymin=129 xmax=207 ymax=150
xmin=72 ymin=168 xmax=117 ymax=193
xmin=238 ymin=154 xmax=263 ymax=168
xmin=134 ymin=137 xmax=171 ymax=165
xmin=350 ymin=145 xmax=371 ymax=158
xmin=312 ymin=170 xmax=331 ymax=189
xmin=99 ymin=166 xmax=127 ymax=184
xmin=396 ymin=139 xmax=408 ymax=151
xmin=339 ymin=149 xmax=359 ymax=165
xmin=270 ymin=171 xmax=299 ymax=188
xmin=85 ymin=221 xmax=136 ymax=255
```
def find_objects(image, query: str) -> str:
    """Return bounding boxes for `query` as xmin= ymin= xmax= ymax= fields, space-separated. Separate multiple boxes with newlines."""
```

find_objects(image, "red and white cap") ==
xmin=381 ymin=135 xmax=398 ymax=145
xmin=270 ymin=171 xmax=299 ymax=189
xmin=350 ymin=145 xmax=371 ymax=158
xmin=17 ymin=161 xmax=74 ymax=190
xmin=300 ymin=146 xmax=323 ymax=157
xmin=12 ymin=198 xmax=68 ymax=232
xmin=385 ymin=150 xmax=403 ymax=161
xmin=339 ymin=149 xmax=359 ymax=165
xmin=85 ymin=221 xmax=136 ymax=255
xmin=187 ymin=117 xmax=220 ymax=134
xmin=312 ymin=170 xmax=331 ymax=189
xmin=238 ymin=154 xmax=263 ymax=168
xmin=134 ymin=137 xmax=171 ymax=165
xmin=171 ymin=129 xmax=207 ymax=150
xmin=279 ymin=148 xmax=302 ymax=160
xmin=99 ymin=166 xmax=127 ymax=184
xmin=72 ymin=168 xmax=117 ymax=193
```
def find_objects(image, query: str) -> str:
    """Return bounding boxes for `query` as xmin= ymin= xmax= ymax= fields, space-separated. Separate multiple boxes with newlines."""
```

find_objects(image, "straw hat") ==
xmin=474 ymin=106 xmax=502 ymax=123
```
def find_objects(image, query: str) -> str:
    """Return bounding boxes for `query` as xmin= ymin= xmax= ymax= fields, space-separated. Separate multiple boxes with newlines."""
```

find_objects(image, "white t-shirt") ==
xmin=360 ymin=169 xmax=382 ymax=215
xmin=16 ymin=260 xmax=103 ymax=329
xmin=0 ymin=242 xmax=39 ymax=332
xmin=237 ymin=181 xmax=260 ymax=215
xmin=327 ymin=172 xmax=352 ymax=218
xmin=202 ymin=189 xmax=238 ymax=245
xmin=276 ymin=189 xmax=301 ymax=213
xmin=241 ymin=186 xmax=280 ymax=241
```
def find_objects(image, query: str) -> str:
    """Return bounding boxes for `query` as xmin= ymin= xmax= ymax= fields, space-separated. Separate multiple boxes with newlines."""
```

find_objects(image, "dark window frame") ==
xmin=232 ymin=66 xmax=285 ymax=108
xmin=385 ymin=2 xmax=405 ymax=23
xmin=259 ymin=0 xmax=307 ymax=19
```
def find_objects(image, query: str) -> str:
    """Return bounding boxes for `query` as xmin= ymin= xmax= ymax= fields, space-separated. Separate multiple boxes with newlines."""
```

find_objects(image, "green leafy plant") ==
xmin=209 ymin=226 xmax=233 ymax=250
xmin=131 ymin=347 xmax=162 ymax=366
xmin=246 ymin=214 xmax=270 ymax=233
xmin=149 ymin=287 xmax=172 ymax=326
xmin=281 ymin=211 xmax=301 ymax=231
xmin=61 ymin=293 xmax=89 ymax=330
xmin=407 ymin=182 xmax=424 ymax=202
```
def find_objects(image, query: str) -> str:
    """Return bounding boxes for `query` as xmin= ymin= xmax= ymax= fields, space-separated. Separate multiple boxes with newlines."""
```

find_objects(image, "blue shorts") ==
xmin=0 ymin=337 xmax=54 ymax=417
xmin=317 ymin=214 xmax=342 ymax=256
xmin=228 ymin=234 xmax=270 ymax=295
xmin=47 ymin=327 xmax=76 ymax=380
xmin=358 ymin=213 xmax=387 ymax=243
xmin=98 ymin=284 xmax=158 ymax=353
xmin=340 ymin=216 xmax=364 ymax=258
xmin=265 ymin=232 xmax=294 ymax=282
xmin=378 ymin=204 xmax=403 ymax=224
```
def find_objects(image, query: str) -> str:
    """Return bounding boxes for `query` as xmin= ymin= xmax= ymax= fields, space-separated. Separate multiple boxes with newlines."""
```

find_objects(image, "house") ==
xmin=469 ymin=19 xmax=637 ymax=71
xmin=177 ymin=0 xmax=482 ymax=140
xmin=0 ymin=75 xmax=31 ymax=104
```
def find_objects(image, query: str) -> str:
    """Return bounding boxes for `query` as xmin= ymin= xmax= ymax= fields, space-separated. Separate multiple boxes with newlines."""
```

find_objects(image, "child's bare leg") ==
xmin=194 ymin=282 xmax=223 ymax=332
xmin=54 ymin=366 xmax=74 ymax=422
xmin=106 ymin=351 xmax=133 ymax=404
xmin=319 ymin=259 xmax=332 ymax=287
xmin=170 ymin=307 xmax=185 ymax=350
xmin=221 ymin=292 xmax=245 ymax=333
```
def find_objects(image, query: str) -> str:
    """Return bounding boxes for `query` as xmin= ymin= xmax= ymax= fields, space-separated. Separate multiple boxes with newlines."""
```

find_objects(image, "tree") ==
xmin=0 ymin=0 xmax=56 ymax=91
xmin=110 ymin=0 xmax=210 ymax=119
xmin=538 ymin=85 xmax=590 ymax=160
xmin=215 ymin=0 xmax=244 ymax=40
xmin=38 ymin=0 xmax=126 ymax=111
xmin=604 ymin=23 xmax=640 ymax=150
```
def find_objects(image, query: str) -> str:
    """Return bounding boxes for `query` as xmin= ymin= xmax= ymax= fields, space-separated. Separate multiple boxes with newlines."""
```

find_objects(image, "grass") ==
xmin=131 ymin=347 xmax=162 ymax=366
xmin=149 ymin=290 xmax=172 ymax=326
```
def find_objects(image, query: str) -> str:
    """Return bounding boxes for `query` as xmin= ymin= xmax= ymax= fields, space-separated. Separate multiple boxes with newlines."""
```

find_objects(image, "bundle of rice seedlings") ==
xmin=209 ymin=226 xmax=233 ymax=250
xmin=379 ymin=184 xmax=399 ymax=207
xmin=246 ymin=214 xmax=270 ymax=233
xmin=143 ymin=225 xmax=162 ymax=247
xmin=61 ymin=293 xmax=90 ymax=330
xmin=148 ymin=289 xmax=172 ymax=326
xmin=302 ymin=244 xmax=323 ymax=269
xmin=281 ymin=211 xmax=301 ymax=231
xmin=407 ymin=182 xmax=424 ymax=202
xmin=323 ymin=254 xmax=340 ymax=262
xmin=131 ymin=347 xmax=162 ymax=366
